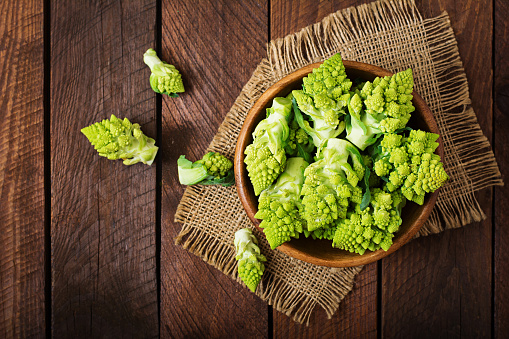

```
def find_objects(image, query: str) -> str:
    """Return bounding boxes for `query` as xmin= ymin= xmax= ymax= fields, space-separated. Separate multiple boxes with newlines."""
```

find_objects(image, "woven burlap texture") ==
xmin=174 ymin=0 xmax=503 ymax=325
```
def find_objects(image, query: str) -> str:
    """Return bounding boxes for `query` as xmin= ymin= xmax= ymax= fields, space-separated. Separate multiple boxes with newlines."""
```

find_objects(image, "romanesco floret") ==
xmin=300 ymin=138 xmax=366 ymax=231
xmin=292 ymin=91 xmax=347 ymax=148
xmin=81 ymin=114 xmax=158 ymax=166
xmin=292 ymin=54 xmax=352 ymax=148
xmin=306 ymin=223 xmax=337 ymax=241
xmin=196 ymin=152 xmax=232 ymax=178
xmin=234 ymin=228 xmax=267 ymax=293
xmin=346 ymin=69 xmax=415 ymax=150
xmin=303 ymin=53 xmax=352 ymax=100
xmin=143 ymin=48 xmax=184 ymax=97
xmin=245 ymin=97 xmax=293 ymax=195
xmin=177 ymin=152 xmax=234 ymax=186
xmin=332 ymin=189 xmax=405 ymax=254
xmin=284 ymin=120 xmax=315 ymax=163
xmin=373 ymin=130 xmax=448 ymax=204
xmin=254 ymin=157 xmax=309 ymax=249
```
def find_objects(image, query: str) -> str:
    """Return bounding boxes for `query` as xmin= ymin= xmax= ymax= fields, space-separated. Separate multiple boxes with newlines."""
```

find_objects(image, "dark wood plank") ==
xmin=382 ymin=1 xmax=493 ymax=337
xmin=0 ymin=1 xmax=45 ymax=337
xmin=494 ymin=0 xmax=509 ymax=337
xmin=270 ymin=0 xmax=372 ymax=40
xmin=160 ymin=0 xmax=269 ymax=337
xmin=50 ymin=1 xmax=158 ymax=337
xmin=270 ymin=1 xmax=377 ymax=337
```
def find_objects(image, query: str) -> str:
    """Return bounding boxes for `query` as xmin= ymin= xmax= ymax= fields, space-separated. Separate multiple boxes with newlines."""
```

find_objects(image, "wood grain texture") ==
xmin=382 ymin=1 xmax=493 ymax=337
xmin=50 ymin=1 xmax=158 ymax=337
xmin=160 ymin=0 xmax=269 ymax=337
xmin=270 ymin=0 xmax=372 ymax=40
xmin=0 ymin=1 xmax=45 ymax=337
xmin=269 ymin=1 xmax=377 ymax=335
xmin=494 ymin=0 xmax=509 ymax=337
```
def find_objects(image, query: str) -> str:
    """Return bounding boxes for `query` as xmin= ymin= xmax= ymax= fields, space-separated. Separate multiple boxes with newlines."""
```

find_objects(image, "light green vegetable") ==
xmin=143 ymin=48 xmax=184 ymax=97
xmin=346 ymin=69 xmax=415 ymax=150
xmin=234 ymin=228 xmax=266 ymax=293
xmin=373 ymin=130 xmax=449 ymax=205
xmin=81 ymin=114 xmax=158 ymax=166
xmin=284 ymin=120 xmax=315 ymax=164
xmin=178 ymin=152 xmax=234 ymax=186
xmin=255 ymin=157 xmax=309 ymax=249
xmin=244 ymin=97 xmax=293 ymax=195
xmin=332 ymin=188 xmax=406 ymax=255
xmin=300 ymin=138 xmax=366 ymax=231
xmin=292 ymin=53 xmax=352 ymax=148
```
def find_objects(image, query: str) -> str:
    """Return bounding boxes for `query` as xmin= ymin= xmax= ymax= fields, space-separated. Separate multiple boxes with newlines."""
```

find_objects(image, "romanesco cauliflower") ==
xmin=302 ymin=53 xmax=352 ymax=101
xmin=143 ymin=48 xmax=184 ymax=97
xmin=234 ymin=228 xmax=267 ymax=293
xmin=245 ymin=97 xmax=292 ymax=195
xmin=373 ymin=130 xmax=448 ymax=204
xmin=292 ymin=53 xmax=352 ymax=148
xmin=177 ymin=152 xmax=234 ymax=186
xmin=81 ymin=114 xmax=158 ymax=166
xmin=241 ymin=53 xmax=447 ymax=256
xmin=300 ymin=138 xmax=366 ymax=231
xmin=332 ymin=189 xmax=406 ymax=254
xmin=346 ymin=69 xmax=415 ymax=150
xmin=254 ymin=157 xmax=309 ymax=249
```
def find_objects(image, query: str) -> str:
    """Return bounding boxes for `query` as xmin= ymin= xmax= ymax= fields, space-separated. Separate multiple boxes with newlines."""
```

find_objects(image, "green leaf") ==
xmin=394 ymin=126 xmax=413 ymax=134
xmin=199 ymin=169 xmax=235 ymax=187
xmin=296 ymin=143 xmax=314 ymax=164
xmin=360 ymin=168 xmax=371 ymax=211
xmin=292 ymin=98 xmax=319 ymax=141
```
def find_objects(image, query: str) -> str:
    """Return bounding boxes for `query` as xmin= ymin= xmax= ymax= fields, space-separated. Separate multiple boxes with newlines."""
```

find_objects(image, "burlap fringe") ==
xmin=417 ymin=13 xmax=503 ymax=234
xmin=259 ymin=265 xmax=363 ymax=325
xmin=174 ymin=0 xmax=503 ymax=326
xmin=267 ymin=0 xmax=421 ymax=79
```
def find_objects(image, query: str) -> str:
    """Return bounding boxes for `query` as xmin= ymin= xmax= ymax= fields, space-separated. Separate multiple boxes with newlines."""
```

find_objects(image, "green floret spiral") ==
xmin=245 ymin=143 xmax=286 ymax=196
xmin=196 ymin=152 xmax=232 ymax=179
xmin=81 ymin=114 xmax=158 ymax=166
xmin=291 ymin=53 xmax=353 ymax=148
xmin=373 ymin=130 xmax=448 ymax=204
xmin=300 ymin=138 xmax=366 ymax=231
xmin=245 ymin=97 xmax=293 ymax=195
xmin=155 ymin=68 xmax=184 ymax=95
xmin=254 ymin=157 xmax=309 ymax=249
xmin=303 ymin=53 xmax=352 ymax=99
xmin=234 ymin=228 xmax=266 ymax=293
xmin=143 ymin=48 xmax=185 ymax=96
xmin=332 ymin=189 xmax=405 ymax=255
xmin=346 ymin=69 xmax=415 ymax=151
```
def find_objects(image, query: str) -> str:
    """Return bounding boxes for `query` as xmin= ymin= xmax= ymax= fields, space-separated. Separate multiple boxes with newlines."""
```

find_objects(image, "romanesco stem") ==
xmin=143 ymin=48 xmax=163 ymax=72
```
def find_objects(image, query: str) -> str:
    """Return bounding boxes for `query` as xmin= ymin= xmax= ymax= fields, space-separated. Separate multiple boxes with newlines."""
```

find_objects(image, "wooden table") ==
xmin=2 ymin=0 xmax=507 ymax=337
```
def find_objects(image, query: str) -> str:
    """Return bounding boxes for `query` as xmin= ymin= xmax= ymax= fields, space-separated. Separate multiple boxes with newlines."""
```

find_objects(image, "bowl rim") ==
xmin=234 ymin=60 xmax=443 ymax=267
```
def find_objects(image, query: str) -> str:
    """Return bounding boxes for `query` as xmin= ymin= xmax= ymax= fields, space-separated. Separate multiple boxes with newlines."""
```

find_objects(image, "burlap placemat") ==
xmin=174 ymin=0 xmax=503 ymax=325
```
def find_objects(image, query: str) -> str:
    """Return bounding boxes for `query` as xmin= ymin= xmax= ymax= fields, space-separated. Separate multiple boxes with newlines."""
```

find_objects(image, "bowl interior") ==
xmin=235 ymin=61 xmax=442 ymax=267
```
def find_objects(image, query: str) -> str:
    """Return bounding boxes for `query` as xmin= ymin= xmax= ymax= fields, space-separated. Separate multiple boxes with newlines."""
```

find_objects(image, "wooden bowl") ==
xmin=234 ymin=61 xmax=443 ymax=267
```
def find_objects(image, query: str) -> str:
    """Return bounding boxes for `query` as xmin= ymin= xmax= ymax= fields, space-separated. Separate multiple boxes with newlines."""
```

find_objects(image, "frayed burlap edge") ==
xmin=174 ymin=0 xmax=503 ymax=325
xmin=416 ymin=13 xmax=503 ymax=235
